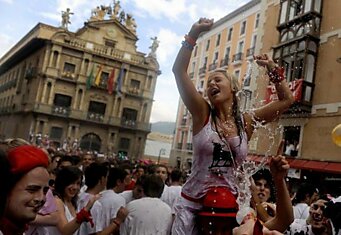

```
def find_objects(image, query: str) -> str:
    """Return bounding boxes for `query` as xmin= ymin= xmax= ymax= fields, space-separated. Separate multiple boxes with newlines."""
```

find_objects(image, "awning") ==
xmin=247 ymin=155 xmax=341 ymax=174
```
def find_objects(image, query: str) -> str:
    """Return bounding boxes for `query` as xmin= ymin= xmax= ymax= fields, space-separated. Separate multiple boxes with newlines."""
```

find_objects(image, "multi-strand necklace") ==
xmin=216 ymin=116 xmax=238 ymax=139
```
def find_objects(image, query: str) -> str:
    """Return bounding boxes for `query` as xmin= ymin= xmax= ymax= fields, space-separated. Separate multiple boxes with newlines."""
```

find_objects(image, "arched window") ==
xmin=80 ymin=133 xmax=101 ymax=151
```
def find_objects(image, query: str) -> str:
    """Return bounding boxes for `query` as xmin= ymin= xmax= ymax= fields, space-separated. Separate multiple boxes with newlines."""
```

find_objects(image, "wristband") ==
xmin=267 ymin=66 xmax=285 ymax=83
xmin=76 ymin=208 xmax=94 ymax=227
xmin=112 ymin=219 xmax=121 ymax=227
xmin=184 ymin=34 xmax=197 ymax=46
xmin=181 ymin=40 xmax=194 ymax=50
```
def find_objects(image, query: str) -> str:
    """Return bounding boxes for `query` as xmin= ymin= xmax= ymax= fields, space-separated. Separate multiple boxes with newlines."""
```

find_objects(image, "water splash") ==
xmin=234 ymin=62 xmax=283 ymax=224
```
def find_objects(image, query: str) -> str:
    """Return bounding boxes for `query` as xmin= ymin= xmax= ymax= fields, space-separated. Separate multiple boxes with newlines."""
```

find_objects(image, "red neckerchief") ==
xmin=253 ymin=219 xmax=264 ymax=235
xmin=0 ymin=217 xmax=26 ymax=235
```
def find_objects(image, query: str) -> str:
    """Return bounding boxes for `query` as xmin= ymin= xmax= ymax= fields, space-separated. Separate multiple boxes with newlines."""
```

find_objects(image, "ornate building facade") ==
xmin=0 ymin=4 xmax=160 ymax=159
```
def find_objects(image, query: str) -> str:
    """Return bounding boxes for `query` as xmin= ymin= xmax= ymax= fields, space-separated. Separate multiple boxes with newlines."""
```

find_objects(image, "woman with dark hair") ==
xmin=46 ymin=166 xmax=98 ymax=235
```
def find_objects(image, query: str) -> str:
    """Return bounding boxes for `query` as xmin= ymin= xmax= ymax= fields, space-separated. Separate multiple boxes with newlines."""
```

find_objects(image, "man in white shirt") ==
xmin=120 ymin=175 xmax=172 ymax=235
xmin=94 ymin=167 xmax=129 ymax=231
xmin=293 ymin=183 xmax=319 ymax=220
xmin=120 ymin=175 xmax=146 ymax=204
xmin=77 ymin=162 xmax=108 ymax=235
xmin=161 ymin=169 xmax=182 ymax=215
xmin=286 ymin=199 xmax=336 ymax=235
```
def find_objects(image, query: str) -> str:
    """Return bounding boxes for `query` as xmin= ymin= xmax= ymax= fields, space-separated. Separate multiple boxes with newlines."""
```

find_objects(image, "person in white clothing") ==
xmin=120 ymin=175 xmax=146 ymax=204
xmin=286 ymin=199 xmax=337 ymax=235
xmin=162 ymin=169 xmax=182 ymax=215
xmin=120 ymin=175 xmax=172 ymax=235
xmin=293 ymin=183 xmax=319 ymax=220
xmin=94 ymin=167 xmax=129 ymax=232
xmin=46 ymin=166 xmax=99 ymax=235
xmin=77 ymin=162 xmax=108 ymax=235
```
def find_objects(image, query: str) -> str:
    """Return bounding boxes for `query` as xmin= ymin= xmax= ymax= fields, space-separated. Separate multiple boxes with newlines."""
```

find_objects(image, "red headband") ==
xmin=7 ymin=145 xmax=49 ymax=175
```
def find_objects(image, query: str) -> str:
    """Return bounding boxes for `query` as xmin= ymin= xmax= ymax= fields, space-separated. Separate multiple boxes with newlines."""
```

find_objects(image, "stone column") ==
xmin=41 ymin=81 xmax=48 ymax=103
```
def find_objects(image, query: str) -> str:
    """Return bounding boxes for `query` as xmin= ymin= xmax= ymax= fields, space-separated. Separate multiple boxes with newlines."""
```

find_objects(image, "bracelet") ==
xmin=76 ymin=208 xmax=94 ymax=227
xmin=181 ymin=40 xmax=194 ymax=50
xmin=184 ymin=34 xmax=197 ymax=46
xmin=267 ymin=66 xmax=285 ymax=83
xmin=112 ymin=219 xmax=121 ymax=227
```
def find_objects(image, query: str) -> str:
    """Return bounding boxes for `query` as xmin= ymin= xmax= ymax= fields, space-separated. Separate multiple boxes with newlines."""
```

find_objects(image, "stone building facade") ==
xmin=0 ymin=7 xmax=160 ymax=159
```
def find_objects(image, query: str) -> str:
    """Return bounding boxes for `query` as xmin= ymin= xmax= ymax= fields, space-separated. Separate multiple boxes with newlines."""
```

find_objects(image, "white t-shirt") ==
xmin=76 ymin=192 xmax=103 ymax=235
xmin=94 ymin=189 xmax=126 ymax=231
xmin=161 ymin=185 xmax=182 ymax=214
xmin=120 ymin=197 xmax=172 ymax=235
xmin=120 ymin=190 xmax=134 ymax=204
xmin=293 ymin=203 xmax=310 ymax=220
xmin=285 ymin=219 xmax=313 ymax=235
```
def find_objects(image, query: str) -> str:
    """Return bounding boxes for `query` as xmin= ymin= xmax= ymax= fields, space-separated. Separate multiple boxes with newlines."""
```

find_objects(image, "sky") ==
xmin=0 ymin=0 xmax=251 ymax=123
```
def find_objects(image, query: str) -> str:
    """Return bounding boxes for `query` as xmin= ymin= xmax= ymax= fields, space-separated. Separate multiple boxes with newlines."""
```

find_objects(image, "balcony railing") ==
xmin=25 ymin=67 xmax=38 ymax=79
xmin=121 ymin=119 xmax=137 ymax=128
xmin=52 ymin=105 xmax=70 ymax=117
xmin=220 ymin=57 xmax=229 ymax=67
xmin=232 ymin=52 xmax=243 ymax=62
xmin=87 ymin=112 xmax=104 ymax=122
xmin=61 ymin=71 xmax=76 ymax=80
xmin=246 ymin=47 xmax=255 ymax=57
xmin=31 ymin=103 xmax=151 ymax=132
xmin=208 ymin=62 xmax=218 ymax=71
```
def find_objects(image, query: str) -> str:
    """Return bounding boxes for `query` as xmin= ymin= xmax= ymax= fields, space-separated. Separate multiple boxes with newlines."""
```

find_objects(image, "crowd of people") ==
xmin=0 ymin=17 xmax=340 ymax=235
xmin=0 ymin=137 xmax=340 ymax=235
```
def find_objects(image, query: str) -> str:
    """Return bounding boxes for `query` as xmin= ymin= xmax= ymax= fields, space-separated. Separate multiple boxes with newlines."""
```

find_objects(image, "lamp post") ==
xmin=157 ymin=148 xmax=166 ymax=164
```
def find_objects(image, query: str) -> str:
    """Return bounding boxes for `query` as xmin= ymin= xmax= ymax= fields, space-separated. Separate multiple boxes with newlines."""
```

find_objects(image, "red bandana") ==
xmin=7 ymin=145 xmax=49 ymax=175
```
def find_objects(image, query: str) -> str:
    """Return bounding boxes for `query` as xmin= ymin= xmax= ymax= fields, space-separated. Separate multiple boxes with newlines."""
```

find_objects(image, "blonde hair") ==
xmin=0 ymin=138 xmax=30 ymax=152
xmin=208 ymin=68 xmax=241 ymax=93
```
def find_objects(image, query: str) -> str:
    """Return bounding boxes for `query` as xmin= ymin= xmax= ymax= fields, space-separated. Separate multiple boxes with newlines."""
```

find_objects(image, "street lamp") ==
xmin=157 ymin=148 xmax=166 ymax=164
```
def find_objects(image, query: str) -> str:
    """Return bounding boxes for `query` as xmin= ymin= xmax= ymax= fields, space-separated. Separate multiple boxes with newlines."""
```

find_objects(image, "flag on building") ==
xmin=107 ymin=68 xmax=115 ymax=95
xmin=86 ymin=65 xmax=95 ymax=90
xmin=94 ymin=65 xmax=104 ymax=86
xmin=116 ymin=67 xmax=125 ymax=96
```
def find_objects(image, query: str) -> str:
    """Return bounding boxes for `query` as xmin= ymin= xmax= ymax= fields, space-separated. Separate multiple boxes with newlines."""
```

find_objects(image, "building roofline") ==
xmin=201 ymin=0 xmax=261 ymax=34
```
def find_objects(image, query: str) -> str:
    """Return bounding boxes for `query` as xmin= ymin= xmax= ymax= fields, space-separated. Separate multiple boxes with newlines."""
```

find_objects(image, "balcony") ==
xmin=199 ymin=65 xmax=207 ymax=75
xmin=246 ymin=47 xmax=255 ymax=58
xmin=177 ymin=143 xmax=183 ymax=150
xmin=208 ymin=62 xmax=218 ymax=71
xmin=51 ymin=105 xmax=70 ymax=117
xmin=126 ymin=87 xmax=142 ymax=97
xmin=220 ymin=57 xmax=229 ymax=67
xmin=232 ymin=53 xmax=243 ymax=65
xmin=31 ymin=103 xmax=151 ymax=131
xmin=87 ymin=112 xmax=104 ymax=122
xmin=186 ymin=143 xmax=193 ymax=151
xmin=25 ymin=67 xmax=38 ymax=79
xmin=61 ymin=71 xmax=76 ymax=80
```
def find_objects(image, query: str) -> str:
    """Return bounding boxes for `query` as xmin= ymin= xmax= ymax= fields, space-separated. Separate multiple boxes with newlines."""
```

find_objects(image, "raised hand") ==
xmin=270 ymin=140 xmax=289 ymax=182
xmin=188 ymin=17 xmax=214 ymax=39
xmin=254 ymin=54 xmax=277 ymax=71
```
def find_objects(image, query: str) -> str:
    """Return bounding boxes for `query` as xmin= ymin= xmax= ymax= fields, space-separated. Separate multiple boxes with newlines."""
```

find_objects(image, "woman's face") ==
xmin=64 ymin=177 xmax=81 ymax=199
xmin=254 ymin=179 xmax=271 ymax=202
xmin=207 ymin=72 xmax=233 ymax=105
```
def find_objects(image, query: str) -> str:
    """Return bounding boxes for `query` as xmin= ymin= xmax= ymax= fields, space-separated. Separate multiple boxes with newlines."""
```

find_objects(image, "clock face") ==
xmin=107 ymin=28 xmax=117 ymax=38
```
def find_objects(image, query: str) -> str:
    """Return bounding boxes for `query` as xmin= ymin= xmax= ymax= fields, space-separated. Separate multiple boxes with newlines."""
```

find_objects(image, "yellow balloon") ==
xmin=332 ymin=124 xmax=341 ymax=147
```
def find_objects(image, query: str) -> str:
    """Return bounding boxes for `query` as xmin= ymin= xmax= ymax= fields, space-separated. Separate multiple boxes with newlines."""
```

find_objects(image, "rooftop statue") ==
xmin=149 ymin=36 xmax=160 ymax=58
xmin=111 ymin=0 xmax=121 ymax=19
xmin=125 ymin=14 xmax=137 ymax=34
xmin=90 ymin=5 xmax=111 ymax=21
xmin=61 ymin=8 xmax=73 ymax=30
